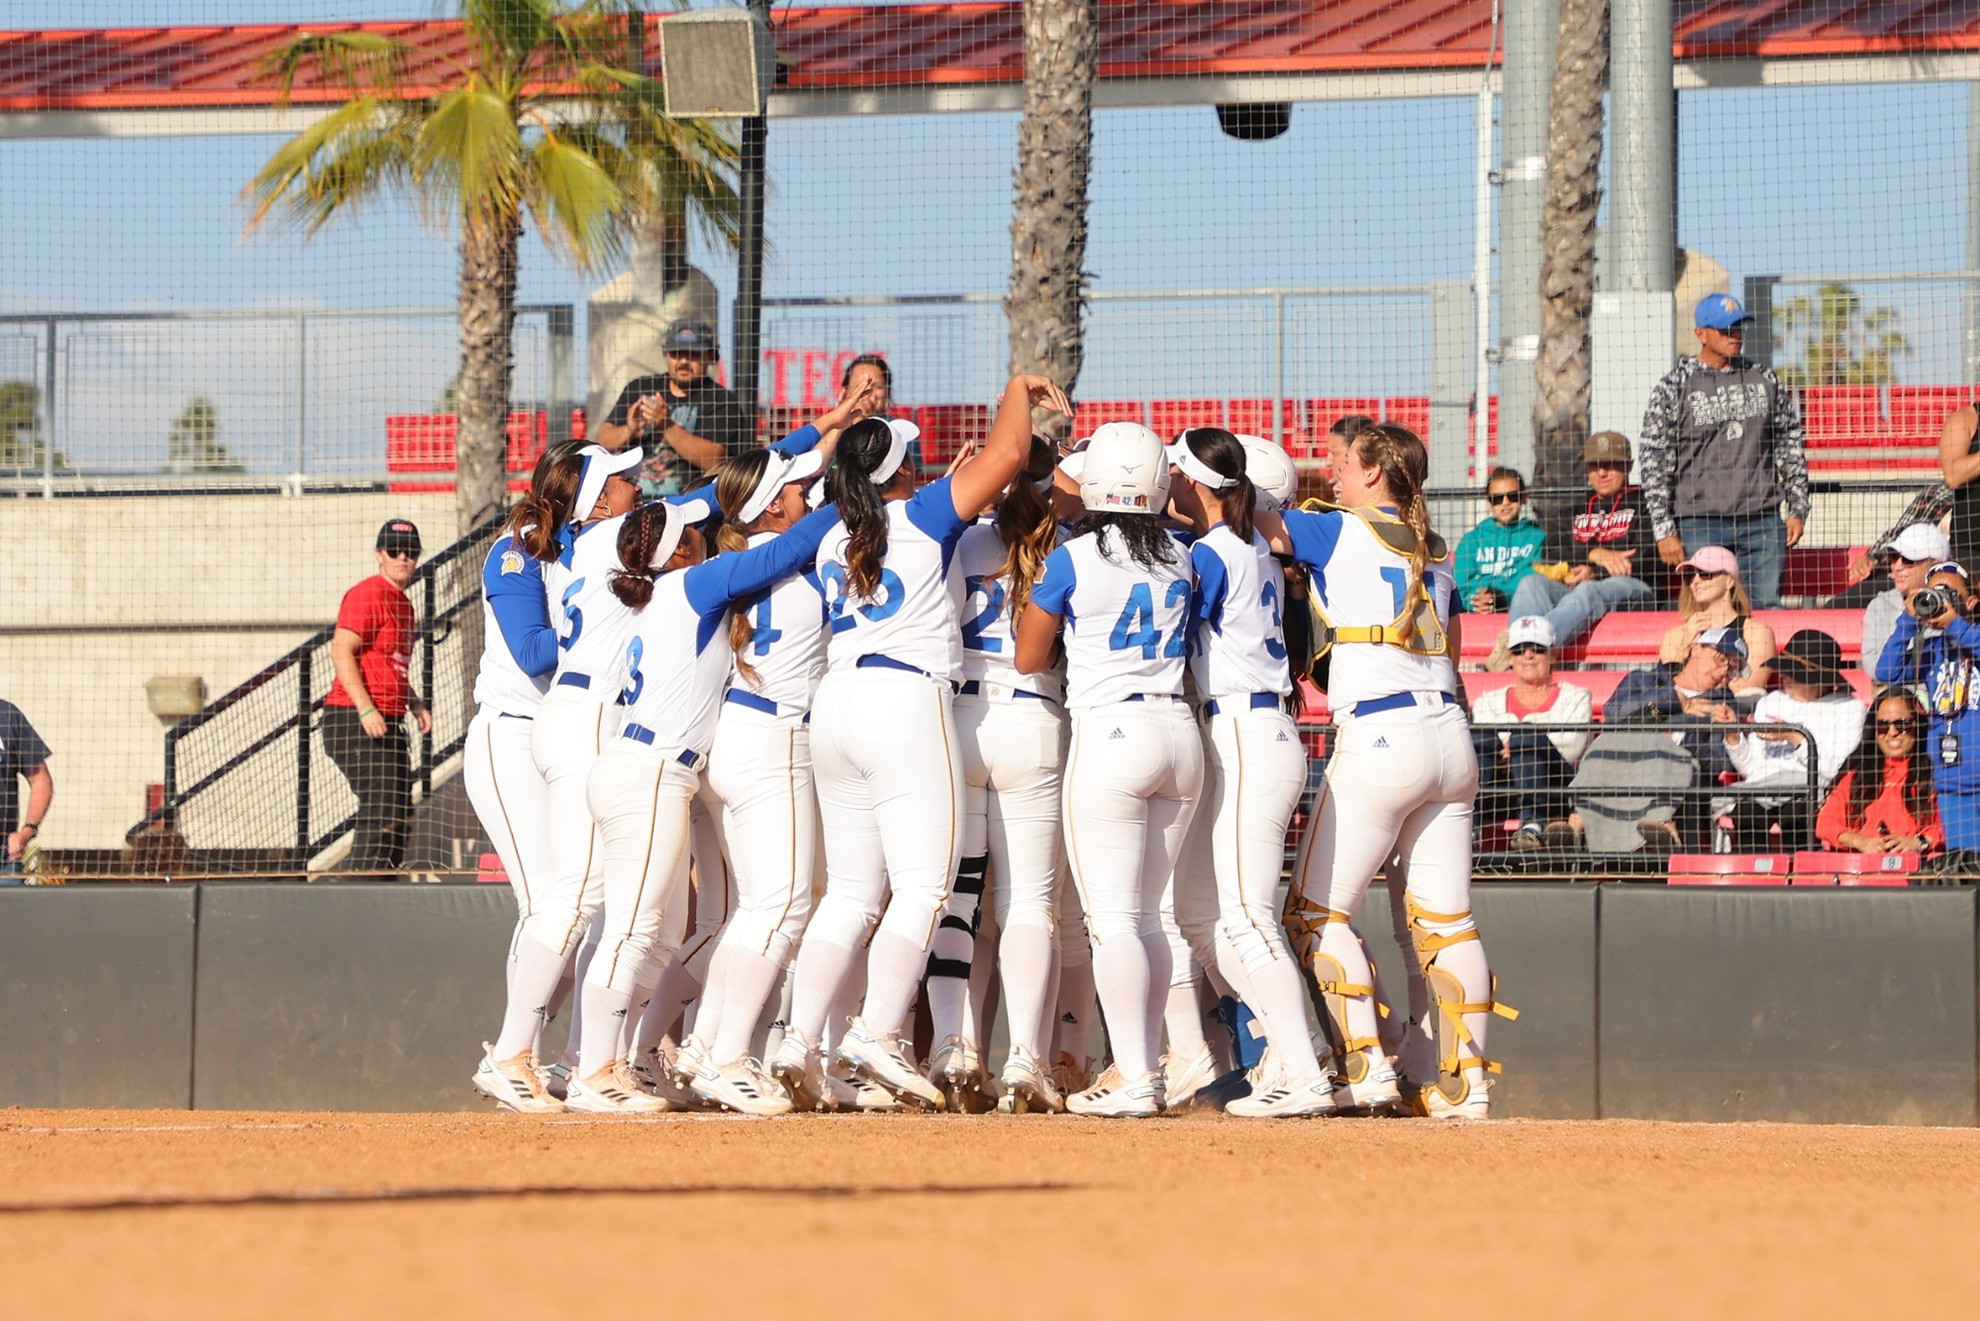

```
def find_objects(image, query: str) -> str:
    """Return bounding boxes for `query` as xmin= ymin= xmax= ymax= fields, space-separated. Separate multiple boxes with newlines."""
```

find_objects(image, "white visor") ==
xmin=646 ymin=495 xmax=715 ymax=570
xmin=737 ymin=448 xmax=828 ymax=525
xmin=1057 ymin=450 xmax=1088 ymax=483
xmin=573 ymin=443 xmax=643 ymax=522
xmin=1167 ymin=431 xmax=1238 ymax=491
xmin=870 ymin=417 xmax=921 ymax=485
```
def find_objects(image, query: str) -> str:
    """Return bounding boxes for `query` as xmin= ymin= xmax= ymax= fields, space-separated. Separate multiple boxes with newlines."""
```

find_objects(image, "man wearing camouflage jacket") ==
xmin=1639 ymin=292 xmax=1811 ymax=609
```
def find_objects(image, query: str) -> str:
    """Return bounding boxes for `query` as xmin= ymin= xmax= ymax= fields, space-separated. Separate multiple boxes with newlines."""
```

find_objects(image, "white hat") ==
xmin=1166 ymin=429 xmax=1240 ymax=491
xmin=869 ymin=417 xmax=921 ymax=485
xmin=573 ymin=443 xmax=643 ymax=522
xmin=1235 ymin=434 xmax=1297 ymax=510
xmin=1506 ymin=615 xmax=1556 ymax=650
xmin=1077 ymin=422 xmax=1170 ymax=515
xmin=646 ymin=495 xmax=716 ymax=570
xmin=1884 ymin=522 xmax=1952 ymax=564
xmin=737 ymin=448 xmax=828 ymax=524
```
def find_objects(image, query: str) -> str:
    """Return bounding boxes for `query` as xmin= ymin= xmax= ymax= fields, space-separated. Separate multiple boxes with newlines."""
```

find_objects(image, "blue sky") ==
xmin=2 ymin=4 xmax=1973 ymax=474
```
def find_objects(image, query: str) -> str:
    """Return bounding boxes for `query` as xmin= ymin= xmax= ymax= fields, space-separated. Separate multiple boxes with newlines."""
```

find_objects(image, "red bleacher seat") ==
xmin=914 ymin=404 xmax=991 ymax=469
xmin=1887 ymin=385 xmax=1970 ymax=444
xmin=1789 ymin=851 xmax=1917 ymax=887
xmin=1072 ymin=399 xmax=1145 ymax=435
xmin=1148 ymin=399 xmax=1224 ymax=437
xmin=1780 ymin=545 xmax=1867 ymax=599
xmin=1383 ymin=396 xmax=1430 ymax=437
xmin=1667 ymin=854 xmax=1791 ymax=885
xmin=1296 ymin=398 xmax=1382 ymax=460
xmin=1227 ymin=399 xmax=1295 ymax=439
xmin=1800 ymin=385 xmax=1883 ymax=447
xmin=477 ymin=852 xmax=509 ymax=884
xmin=385 ymin=412 xmax=547 ymax=493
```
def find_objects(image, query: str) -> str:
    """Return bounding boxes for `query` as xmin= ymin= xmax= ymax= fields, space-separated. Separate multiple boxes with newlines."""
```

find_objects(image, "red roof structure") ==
xmin=3 ymin=2 xmax=1978 ymax=113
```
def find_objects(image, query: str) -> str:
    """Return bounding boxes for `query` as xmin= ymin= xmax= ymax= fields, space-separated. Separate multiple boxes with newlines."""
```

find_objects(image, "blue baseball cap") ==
xmin=1694 ymin=293 xmax=1754 ymax=330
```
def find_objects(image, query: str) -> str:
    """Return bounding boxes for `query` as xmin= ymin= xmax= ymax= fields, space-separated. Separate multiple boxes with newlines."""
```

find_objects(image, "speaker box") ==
xmin=659 ymin=10 xmax=777 ymax=118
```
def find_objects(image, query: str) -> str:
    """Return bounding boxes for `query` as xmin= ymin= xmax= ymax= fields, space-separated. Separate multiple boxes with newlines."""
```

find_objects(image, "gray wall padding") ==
xmin=1598 ymin=886 xmax=1978 ymax=1126
xmin=192 ymin=883 xmax=516 ymax=1111
xmin=0 ymin=887 xmax=197 ymax=1108
xmin=1357 ymin=883 xmax=1599 ymax=1119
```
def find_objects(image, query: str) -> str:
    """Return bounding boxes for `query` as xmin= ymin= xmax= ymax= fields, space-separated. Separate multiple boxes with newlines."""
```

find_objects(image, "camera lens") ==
xmin=1915 ymin=585 xmax=1950 ymax=616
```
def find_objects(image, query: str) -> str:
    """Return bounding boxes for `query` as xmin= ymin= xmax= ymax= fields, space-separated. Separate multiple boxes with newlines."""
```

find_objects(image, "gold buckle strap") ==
xmin=1332 ymin=625 xmax=1388 ymax=645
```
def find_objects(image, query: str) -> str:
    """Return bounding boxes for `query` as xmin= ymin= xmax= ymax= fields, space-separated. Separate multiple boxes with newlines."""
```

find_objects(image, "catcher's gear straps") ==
xmin=1283 ymin=891 xmax=1389 ymax=1084
xmin=1405 ymin=896 xmax=1518 ymax=1102
xmin=1296 ymin=499 xmax=1451 ymax=663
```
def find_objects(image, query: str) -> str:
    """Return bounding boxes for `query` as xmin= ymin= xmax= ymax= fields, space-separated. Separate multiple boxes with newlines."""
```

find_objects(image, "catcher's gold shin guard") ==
xmin=1405 ymin=896 xmax=1517 ymax=1117
xmin=1283 ymin=891 xmax=1388 ymax=1084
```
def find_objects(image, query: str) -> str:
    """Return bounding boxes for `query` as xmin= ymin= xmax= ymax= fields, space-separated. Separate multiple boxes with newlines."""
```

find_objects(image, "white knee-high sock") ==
xmin=640 ymin=958 xmax=701 ymax=1049
xmin=1091 ymin=936 xmax=1156 ymax=1079
xmin=1163 ymin=982 xmax=1209 ymax=1058
xmin=863 ymin=929 xmax=929 ymax=1040
xmin=710 ymin=947 xmax=784 ymax=1064
xmin=577 ymin=981 xmax=633 ymax=1079
xmin=998 ymin=920 xmax=1054 ymax=1060
xmin=964 ymin=917 xmax=998 ymax=1047
xmin=792 ymin=937 xmax=860 ymax=1044
xmin=692 ymin=942 xmax=736 ymax=1049
xmin=492 ymin=937 xmax=570 ymax=1061
xmin=1140 ymin=932 xmax=1172 ymax=1076
xmin=1239 ymin=952 xmax=1323 ymax=1080
xmin=1054 ymin=955 xmax=1097 ymax=1066
xmin=562 ymin=931 xmax=602 ymax=1066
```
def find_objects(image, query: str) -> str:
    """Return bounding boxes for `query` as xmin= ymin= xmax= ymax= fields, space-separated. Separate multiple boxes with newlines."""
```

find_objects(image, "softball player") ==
xmin=674 ymin=442 xmax=835 ymax=1110
xmin=573 ymin=493 xmax=844 ymax=1114
xmin=1266 ymin=423 xmax=1512 ymax=1119
xmin=1167 ymin=427 xmax=1330 ymax=1117
xmin=468 ymin=444 xmax=573 ymax=1113
xmin=771 ymin=374 xmax=1070 ymax=1111
xmin=1015 ymin=421 xmax=1202 ymax=1119
xmin=930 ymin=435 xmax=1069 ymax=1112
xmin=480 ymin=443 xmax=640 ymax=1084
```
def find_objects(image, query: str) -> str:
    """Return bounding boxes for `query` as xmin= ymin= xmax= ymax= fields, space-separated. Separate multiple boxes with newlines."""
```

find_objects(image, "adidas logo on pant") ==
xmin=1109 ymin=728 xmax=1126 ymax=739
xmin=1372 ymin=736 xmax=1390 ymax=748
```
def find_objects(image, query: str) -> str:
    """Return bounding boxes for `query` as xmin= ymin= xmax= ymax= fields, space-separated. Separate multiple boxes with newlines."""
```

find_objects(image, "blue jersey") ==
xmin=474 ymin=531 xmax=558 ymax=716
xmin=1876 ymin=612 xmax=1980 ymax=793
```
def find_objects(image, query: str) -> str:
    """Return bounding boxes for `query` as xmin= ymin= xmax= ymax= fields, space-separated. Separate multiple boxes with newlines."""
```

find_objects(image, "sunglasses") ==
xmin=1509 ymin=643 xmax=1548 ymax=657
xmin=381 ymin=546 xmax=420 ymax=560
xmin=1877 ymin=718 xmax=1919 ymax=734
xmin=1585 ymin=460 xmax=1625 ymax=471
xmin=1680 ymin=568 xmax=1728 ymax=580
xmin=1486 ymin=491 xmax=1524 ymax=506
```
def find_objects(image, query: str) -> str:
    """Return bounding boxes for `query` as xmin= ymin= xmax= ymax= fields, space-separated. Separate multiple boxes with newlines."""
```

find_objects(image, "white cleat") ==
xmin=564 ymin=1062 xmax=672 ymax=1115
xmin=1227 ymin=1076 xmax=1338 ymax=1118
xmin=769 ymin=1030 xmax=825 ymax=1112
xmin=837 ymin=1016 xmax=945 ymax=1109
xmin=1000 ymin=1046 xmax=1066 ymax=1115
xmin=628 ymin=1046 xmax=701 ymax=1109
xmin=852 ymin=1076 xmax=906 ymax=1112
xmin=673 ymin=1035 xmax=711 ymax=1088
xmin=471 ymin=1043 xmax=566 ymax=1114
xmin=1335 ymin=1058 xmax=1404 ymax=1114
xmin=1161 ymin=1044 xmax=1220 ymax=1109
xmin=928 ymin=1034 xmax=987 ymax=1111
xmin=1067 ymin=1068 xmax=1164 ymax=1118
xmin=1419 ymin=1070 xmax=1493 ymax=1120
xmin=692 ymin=1057 xmax=795 ymax=1117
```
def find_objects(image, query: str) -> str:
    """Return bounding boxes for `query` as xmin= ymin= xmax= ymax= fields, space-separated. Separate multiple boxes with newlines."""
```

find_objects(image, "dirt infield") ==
xmin=5 ymin=1110 xmax=1978 ymax=1319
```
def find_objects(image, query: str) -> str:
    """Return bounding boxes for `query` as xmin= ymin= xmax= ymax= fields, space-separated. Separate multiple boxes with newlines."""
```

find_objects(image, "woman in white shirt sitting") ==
xmin=1471 ymin=615 xmax=1593 ymax=851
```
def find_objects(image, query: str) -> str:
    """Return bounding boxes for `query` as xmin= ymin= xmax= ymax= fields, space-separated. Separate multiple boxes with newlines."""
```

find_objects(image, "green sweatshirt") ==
xmin=1454 ymin=517 xmax=1548 ymax=605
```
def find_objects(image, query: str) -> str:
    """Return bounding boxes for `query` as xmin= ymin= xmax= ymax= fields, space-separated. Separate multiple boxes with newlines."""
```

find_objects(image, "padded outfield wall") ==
xmin=0 ymin=883 xmax=1973 ymax=1123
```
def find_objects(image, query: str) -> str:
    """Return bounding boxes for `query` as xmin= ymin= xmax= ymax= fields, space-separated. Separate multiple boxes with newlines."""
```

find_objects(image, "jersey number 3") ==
xmin=1110 ymin=581 xmax=1189 ymax=659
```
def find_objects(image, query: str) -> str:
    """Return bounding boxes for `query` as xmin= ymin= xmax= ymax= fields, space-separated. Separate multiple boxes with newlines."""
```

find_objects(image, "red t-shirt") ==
xmin=325 ymin=575 xmax=417 ymax=717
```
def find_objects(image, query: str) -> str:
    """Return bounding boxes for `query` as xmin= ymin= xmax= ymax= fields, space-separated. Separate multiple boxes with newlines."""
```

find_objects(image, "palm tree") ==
xmin=1533 ymin=0 xmax=1609 ymax=496
xmin=245 ymin=0 xmax=740 ymax=534
xmin=1006 ymin=0 xmax=1096 ymax=429
xmin=1775 ymin=282 xmax=1910 ymax=388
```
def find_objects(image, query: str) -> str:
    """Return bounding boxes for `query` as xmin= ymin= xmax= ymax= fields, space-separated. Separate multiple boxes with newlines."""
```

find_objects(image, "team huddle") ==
xmin=463 ymin=372 xmax=1511 ymax=1121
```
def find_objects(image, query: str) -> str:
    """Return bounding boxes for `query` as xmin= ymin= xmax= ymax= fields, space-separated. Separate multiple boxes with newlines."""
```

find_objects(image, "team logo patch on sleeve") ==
xmin=500 ymin=550 xmax=525 ymax=576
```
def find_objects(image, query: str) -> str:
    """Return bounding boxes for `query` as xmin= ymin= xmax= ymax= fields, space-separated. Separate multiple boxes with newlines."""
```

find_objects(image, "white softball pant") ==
xmin=463 ymin=708 xmax=553 ymax=958
xmin=524 ymin=685 xmax=614 ymax=957
xmin=699 ymin=702 xmax=817 ymax=967
xmin=1203 ymin=706 xmax=1308 ymax=978
xmin=1062 ymin=696 xmax=1203 ymax=1079
xmin=1294 ymin=702 xmax=1486 ymax=1065
xmin=807 ymin=667 xmax=964 ymax=958
xmin=584 ymin=740 xmax=698 ymax=997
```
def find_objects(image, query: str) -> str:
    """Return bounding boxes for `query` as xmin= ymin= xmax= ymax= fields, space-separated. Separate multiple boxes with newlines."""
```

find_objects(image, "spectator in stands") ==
xmin=1840 ymin=487 xmax=1951 ymax=598
xmin=1640 ymin=293 xmax=1810 ymax=609
xmin=1938 ymin=404 xmax=1980 ymax=571
xmin=1874 ymin=560 xmax=1980 ymax=854
xmin=0 ymin=698 xmax=52 ymax=882
xmin=1817 ymin=687 xmax=1941 ymax=855
xmin=596 ymin=319 xmax=753 ymax=494
xmin=1657 ymin=545 xmax=1776 ymax=696
xmin=1720 ymin=629 xmax=1866 ymax=851
xmin=1860 ymin=522 xmax=1951 ymax=676
xmin=1497 ymin=430 xmax=1661 ymax=665
xmin=1455 ymin=467 xmax=1546 ymax=614
xmin=1570 ymin=626 xmax=1746 ymax=854
xmin=322 ymin=519 xmax=433 ymax=881
xmin=1470 ymin=616 xmax=1592 ymax=851
xmin=841 ymin=352 xmax=917 ymax=473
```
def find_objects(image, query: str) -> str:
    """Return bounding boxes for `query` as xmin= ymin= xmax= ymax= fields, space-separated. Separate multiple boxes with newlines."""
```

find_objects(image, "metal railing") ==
xmin=122 ymin=512 xmax=504 ymax=873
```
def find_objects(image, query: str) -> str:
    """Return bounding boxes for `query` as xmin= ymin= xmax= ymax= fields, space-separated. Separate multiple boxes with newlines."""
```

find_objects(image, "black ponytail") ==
xmin=825 ymin=416 xmax=896 ymax=598
xmin=1180 ymin=427 xmax=1256 ymax=544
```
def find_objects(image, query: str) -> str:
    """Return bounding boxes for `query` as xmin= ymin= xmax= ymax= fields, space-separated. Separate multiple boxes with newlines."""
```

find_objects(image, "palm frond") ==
xmin=242 ymin=97 xmax=419 ymax=233
xmin=465 ymin=0 xmax=560 ymax=84
xmin=258 ymin=31 xmax=406 ymax=105
xmin=525 ymin=128 xmax=630 ymax=271
xmin=414 ymin=84 xmax=527 ymax=225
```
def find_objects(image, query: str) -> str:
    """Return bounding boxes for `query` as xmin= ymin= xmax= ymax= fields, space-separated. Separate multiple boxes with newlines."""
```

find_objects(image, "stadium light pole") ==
xmin=1496 ymin=0 xmax=1559 ymax=483
xmin=731 ymin=0 xmax=773 ymax=432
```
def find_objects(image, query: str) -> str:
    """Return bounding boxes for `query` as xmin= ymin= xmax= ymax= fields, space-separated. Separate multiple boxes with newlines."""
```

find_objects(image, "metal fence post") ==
xmin=547 ymin=304 xmax=574 ymax=446
xmin=1271 ymin=292 xmax=1286 ymax=447
xmin=294 ymin=650 xmax=312 ymax=868
xmin=291 ymin=312 xmax=308 ymax=496
xmin=420 ymin=571 xmax=437 ymax=798
xmin=41 ymin=317 xmax=56 ymax=498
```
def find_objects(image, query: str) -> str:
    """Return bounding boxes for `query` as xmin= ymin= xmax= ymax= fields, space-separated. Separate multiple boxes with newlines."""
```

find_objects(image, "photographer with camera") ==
xmin=1874 ymin=560 xmax=1980 ymax=854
